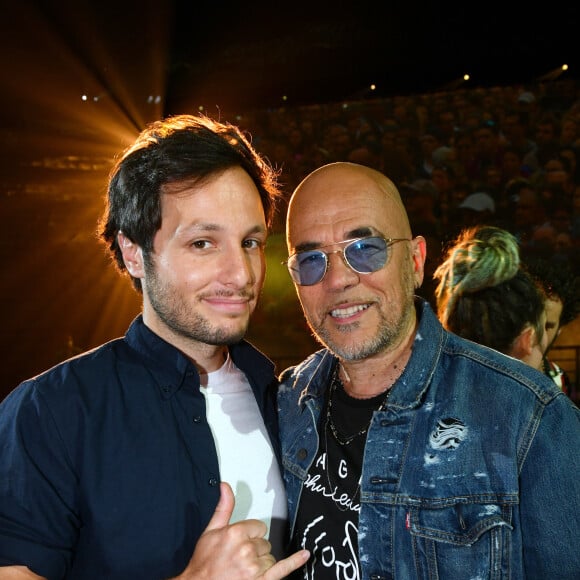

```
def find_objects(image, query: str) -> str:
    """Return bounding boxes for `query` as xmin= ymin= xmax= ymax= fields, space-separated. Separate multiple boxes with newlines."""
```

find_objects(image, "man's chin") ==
xmin=315 ymin=329 xmax=380 ymax=361
xmin=208 ymin=324 xmax=248 ymax=346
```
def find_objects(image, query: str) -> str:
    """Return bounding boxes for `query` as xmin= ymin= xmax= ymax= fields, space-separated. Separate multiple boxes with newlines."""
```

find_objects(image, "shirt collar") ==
xmin=123 ymin=315 xmax=276 ymax=399
xmin=124 ymin=315 xmax=197 ymax=398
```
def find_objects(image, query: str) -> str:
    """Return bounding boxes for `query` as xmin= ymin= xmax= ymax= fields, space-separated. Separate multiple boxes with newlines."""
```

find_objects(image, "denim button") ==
xmin=297 ymin=448 xmax=308 ymax=460
xmin=208 ymin=477 xmax=218 ymax=486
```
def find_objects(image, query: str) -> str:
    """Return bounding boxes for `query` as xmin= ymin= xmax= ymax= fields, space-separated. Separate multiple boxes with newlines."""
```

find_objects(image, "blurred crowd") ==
xmin=237 ymin=79 xmax=580 ymax=307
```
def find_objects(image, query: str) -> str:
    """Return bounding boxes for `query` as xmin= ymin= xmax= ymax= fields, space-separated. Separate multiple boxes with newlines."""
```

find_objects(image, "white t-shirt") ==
xmin=200 ymin=354 xmax=288 ymax=558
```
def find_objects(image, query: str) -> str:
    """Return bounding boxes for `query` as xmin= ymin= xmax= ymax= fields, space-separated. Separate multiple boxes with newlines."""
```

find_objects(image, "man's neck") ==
xmin=339 ymin=324 xmax=417 ymax=399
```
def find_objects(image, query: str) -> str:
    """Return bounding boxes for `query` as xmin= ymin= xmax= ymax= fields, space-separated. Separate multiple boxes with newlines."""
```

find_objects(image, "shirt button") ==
xmin=192 ymin=416 xmax=202 ymax=423
xmin=297 ymin=448 xmax=308 ymax=460
xmin=208 ymin=477 xmax=218 ymax=487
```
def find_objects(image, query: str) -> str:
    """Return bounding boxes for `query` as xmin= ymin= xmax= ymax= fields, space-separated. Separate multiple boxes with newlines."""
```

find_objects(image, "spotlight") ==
xmin=436 ymin=74 xmax=471 ymax=92
xmin=537 ymin=65 xmax=570 ymax=82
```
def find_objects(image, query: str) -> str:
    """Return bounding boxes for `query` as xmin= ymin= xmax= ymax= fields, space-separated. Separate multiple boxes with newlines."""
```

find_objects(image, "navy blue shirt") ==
xmin=0 ymin=316 xmax=280 ymax=579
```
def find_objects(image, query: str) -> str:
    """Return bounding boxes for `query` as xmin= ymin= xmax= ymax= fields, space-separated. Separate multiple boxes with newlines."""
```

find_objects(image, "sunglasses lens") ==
xmin=287 ymin=237 xmax=391 ymax=286
xmin=288 ymin=251 xmax=327 ymax=285
xmin=345 ymin=237 xmax=388 ymax=272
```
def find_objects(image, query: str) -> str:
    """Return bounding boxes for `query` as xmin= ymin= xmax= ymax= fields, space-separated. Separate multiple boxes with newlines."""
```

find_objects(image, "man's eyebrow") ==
xmin=346 ymin=226 xmax=375 ymax=239
xmin=246 ymin=224 xmax=267 ymax=235
xmin=178 ymin=222 xmax=267 ymax=236
xmin=294 ymin=241 xmax=322 ymax=252
xmin=294 ymin=227 xmax=376 ymax=252
xmin=175 ymin=222 xmax=221 ymax=237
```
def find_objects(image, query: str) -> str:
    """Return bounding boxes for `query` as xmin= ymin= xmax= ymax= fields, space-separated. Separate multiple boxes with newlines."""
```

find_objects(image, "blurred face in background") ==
xmin=513 ymin=310 xmax=549 ymax=371
xmin=543 ymin=295 xmax=564 ymax=352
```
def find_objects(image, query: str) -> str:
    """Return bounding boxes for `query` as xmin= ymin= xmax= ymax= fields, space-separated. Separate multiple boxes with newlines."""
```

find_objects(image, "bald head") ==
xmin=284 ymin=162 xmax=426 ymax=362
xmin=287 ymin=162 xmax=412 ymax=252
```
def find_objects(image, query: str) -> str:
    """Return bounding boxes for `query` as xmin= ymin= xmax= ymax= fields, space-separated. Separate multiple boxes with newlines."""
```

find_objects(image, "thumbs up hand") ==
xmin=172 ymin=482 xmax=309 ymax=579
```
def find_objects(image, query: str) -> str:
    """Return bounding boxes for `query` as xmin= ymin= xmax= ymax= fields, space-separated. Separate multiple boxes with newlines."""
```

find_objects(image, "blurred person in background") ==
xmin=526 ymin=256 xmax=580 ymax=400
xmin=434 ymin=225 xmax=548 ymax=371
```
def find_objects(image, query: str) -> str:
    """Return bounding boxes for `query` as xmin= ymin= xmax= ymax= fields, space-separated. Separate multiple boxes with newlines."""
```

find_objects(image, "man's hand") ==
xmin=0 ymin=567 xmax=46 ymax=579
xmin=175 ymin=482 xmax=309 ymax=579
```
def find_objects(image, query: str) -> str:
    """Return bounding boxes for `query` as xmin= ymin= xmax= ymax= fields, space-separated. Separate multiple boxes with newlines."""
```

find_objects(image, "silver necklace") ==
xmin=325 ymin=366 xmax=393 ymax=446
xmin=322 ymin=366 xmax=393 ymax=511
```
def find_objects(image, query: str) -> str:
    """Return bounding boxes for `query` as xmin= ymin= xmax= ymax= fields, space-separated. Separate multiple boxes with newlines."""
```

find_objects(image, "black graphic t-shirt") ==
xmin=291 ymin=385 xmax=385 ymax=580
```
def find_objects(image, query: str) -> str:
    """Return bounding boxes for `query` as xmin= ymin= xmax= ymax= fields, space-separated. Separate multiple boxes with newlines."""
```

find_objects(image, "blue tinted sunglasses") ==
xmin=286 ymin=236 xmax=410 ymax=286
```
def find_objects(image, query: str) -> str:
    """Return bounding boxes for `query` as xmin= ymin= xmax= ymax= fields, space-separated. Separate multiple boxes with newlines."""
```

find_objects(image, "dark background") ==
xmin=1 ymin=0 xmax=577 ymax=399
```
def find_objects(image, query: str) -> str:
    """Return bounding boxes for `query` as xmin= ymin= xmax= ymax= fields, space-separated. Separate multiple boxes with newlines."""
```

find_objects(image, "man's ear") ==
xmin=510 ymin=325 xmax=535 ymax=360
xmin=411 ymin=235 xmax=427 ymax=288
xmin=117 ymin=232 xmax=145 ymax=278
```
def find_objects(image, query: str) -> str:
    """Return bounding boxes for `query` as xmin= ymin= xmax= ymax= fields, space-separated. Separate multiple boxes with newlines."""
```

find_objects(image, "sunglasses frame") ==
xmin=285 ymin=236 xmax=411 ymax=286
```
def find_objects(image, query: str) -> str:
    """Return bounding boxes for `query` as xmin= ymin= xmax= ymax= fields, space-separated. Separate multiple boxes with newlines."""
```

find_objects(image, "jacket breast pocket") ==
xmin=408 ymin=502 xmax=513 ymax=580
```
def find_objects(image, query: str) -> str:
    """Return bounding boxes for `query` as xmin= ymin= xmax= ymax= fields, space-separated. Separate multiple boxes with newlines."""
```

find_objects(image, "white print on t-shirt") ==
xmin=303 ymin=452 xmax=361 ymax=512
xmin=299 ymin=515 xmax=361 ymax=580
xmin=317 ymin=452 xmax=348 ymax=479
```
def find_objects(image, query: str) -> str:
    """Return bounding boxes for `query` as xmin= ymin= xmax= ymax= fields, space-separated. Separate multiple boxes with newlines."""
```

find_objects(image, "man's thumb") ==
xmin=204 ymin=482 xmax=235 ymax=531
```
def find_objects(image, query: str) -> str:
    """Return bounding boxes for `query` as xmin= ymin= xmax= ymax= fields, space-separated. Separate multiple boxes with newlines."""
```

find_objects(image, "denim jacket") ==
xmin=278 ymin=299 xmax=580 ymax=579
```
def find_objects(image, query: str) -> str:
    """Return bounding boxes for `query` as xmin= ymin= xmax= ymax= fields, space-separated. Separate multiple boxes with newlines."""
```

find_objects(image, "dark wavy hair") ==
xmin=525 ymin=256 xmax=580 ymax=327
xmin=434 ymin=225 xmax=546 ymax=355
xmin=99 ymin=114 xmax=281 ymax=291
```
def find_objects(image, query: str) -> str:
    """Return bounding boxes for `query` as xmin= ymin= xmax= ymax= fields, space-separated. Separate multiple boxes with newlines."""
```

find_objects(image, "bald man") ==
xmin=278 ymin=162 xmax=580 ymax=579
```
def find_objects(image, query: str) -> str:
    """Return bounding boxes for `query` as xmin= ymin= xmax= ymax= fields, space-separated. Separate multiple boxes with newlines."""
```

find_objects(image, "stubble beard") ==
xmin=307 ymin=270 xmax=417 ymax=361
xmin=144 ymin=258 xmax=249 ymax=346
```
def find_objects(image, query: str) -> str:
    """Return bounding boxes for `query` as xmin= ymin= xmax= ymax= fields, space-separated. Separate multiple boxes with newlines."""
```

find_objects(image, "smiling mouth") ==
xmin=204 ymin=296 xmax=252 ymax=314
xmin=202 ymin=291 xmax=253 ymax=303
xmin=330 ymin=304 xmax=370 ymax=319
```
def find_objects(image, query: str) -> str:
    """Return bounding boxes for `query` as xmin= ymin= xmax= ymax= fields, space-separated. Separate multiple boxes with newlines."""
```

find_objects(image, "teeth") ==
xmin=330 ymin=304 xmax=369 ymax=318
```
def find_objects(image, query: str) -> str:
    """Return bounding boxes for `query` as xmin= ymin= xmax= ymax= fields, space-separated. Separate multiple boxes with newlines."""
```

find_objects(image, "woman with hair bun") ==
xmin=434 ymin=225 xmax=548 ymax=370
